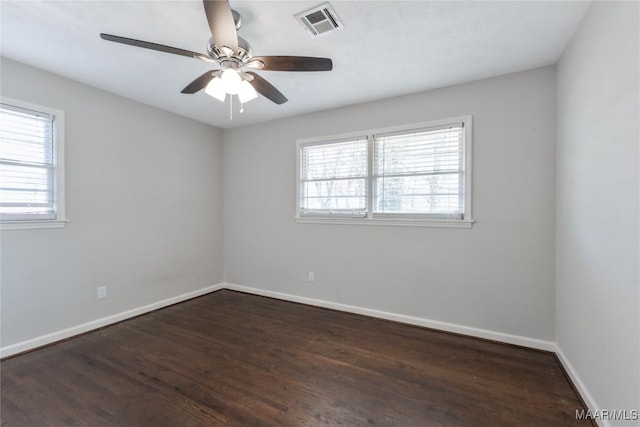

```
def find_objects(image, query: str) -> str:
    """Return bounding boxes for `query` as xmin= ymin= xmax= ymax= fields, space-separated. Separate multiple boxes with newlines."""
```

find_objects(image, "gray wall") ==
xmin=556 ymin=1 xmax=639 ymax=421
xmin=224 ymin=67 xmax=557 ymax=341
xmin=0 ymin=58 xmax=224 ymax=347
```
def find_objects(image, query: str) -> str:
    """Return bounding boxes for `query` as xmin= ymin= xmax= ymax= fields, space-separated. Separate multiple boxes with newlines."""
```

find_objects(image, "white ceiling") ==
xmin=1 ymin=1 xmax=590 ymax=129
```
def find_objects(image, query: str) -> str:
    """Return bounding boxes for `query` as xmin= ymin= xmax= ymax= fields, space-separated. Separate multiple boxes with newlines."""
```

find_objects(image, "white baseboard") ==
xmin=554 ymin=345 xmax=608 ymax=427
xmin=0 ymin=283 xmax=225 ymax=358
xmin=222 ymin=282 xmax=556 ymax=352
xmin=1 ymin=281 xmax=556 ymax=356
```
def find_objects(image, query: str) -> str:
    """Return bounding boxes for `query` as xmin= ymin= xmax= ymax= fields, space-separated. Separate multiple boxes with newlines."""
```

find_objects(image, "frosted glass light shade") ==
xmin=238 ymin=80 xmax=258 ymax=103
xmin=205 ymin=77 xmax=226 ymax=102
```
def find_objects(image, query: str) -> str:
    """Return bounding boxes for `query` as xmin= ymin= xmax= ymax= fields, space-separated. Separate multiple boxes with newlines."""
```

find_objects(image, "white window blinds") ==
xmin=373 ymin=123 xmax=465 ymax=218
xmin=299 ymin=138 xmax=368 ymax=216
xmin=0 ymin=103 xmax=56 ymax=220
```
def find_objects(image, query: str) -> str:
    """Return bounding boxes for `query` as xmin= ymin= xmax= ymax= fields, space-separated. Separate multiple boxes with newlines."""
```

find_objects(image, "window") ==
xmin=297 ymin=116 xmax=472 ymax=227
xmin=0 ymin=98 xmax=65 ymax=229
xmin=299 ymin=137 xmax=368 ymax=217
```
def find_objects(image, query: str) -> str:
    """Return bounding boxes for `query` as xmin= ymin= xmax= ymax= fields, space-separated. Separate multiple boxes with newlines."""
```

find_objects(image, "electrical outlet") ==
xmin=308 ymin=272 xmax=314 ymax=282
xmin=97 ymin=286 xmax=107 ymax=299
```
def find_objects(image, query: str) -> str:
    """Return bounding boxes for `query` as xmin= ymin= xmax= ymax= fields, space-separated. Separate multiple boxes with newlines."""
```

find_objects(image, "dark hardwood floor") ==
xmin=1 ymin=290 xmax=589 ymax=426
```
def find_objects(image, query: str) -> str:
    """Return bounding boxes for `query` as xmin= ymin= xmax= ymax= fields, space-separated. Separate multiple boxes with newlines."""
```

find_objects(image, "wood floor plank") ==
xmin=1 ymin=290 xmax=590 ymax=426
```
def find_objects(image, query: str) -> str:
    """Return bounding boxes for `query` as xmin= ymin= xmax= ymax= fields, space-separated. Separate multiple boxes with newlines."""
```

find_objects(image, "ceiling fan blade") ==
xmin=246 ymin=72 xmax=288 ymax=105
xmin=249 ymin=56 xmax=333 ymax=72
xmin=203 ymin=0 xmax=238 ymax=55
xmin=181 ymin=71 xmax=218 ymax=94
xmin=100 ymin=33 xmax=211 ymax=62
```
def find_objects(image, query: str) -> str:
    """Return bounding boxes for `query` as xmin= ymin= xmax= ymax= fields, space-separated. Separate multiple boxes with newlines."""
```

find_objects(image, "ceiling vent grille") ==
xmin=295 ymin=3 xmax=343 ymax=37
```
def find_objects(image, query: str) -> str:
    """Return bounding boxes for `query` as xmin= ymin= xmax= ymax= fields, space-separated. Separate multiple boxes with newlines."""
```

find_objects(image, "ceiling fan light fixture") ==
xmin=205 ymin=77 xmax=227 ymax=102
xmin=238 ymin=80 xmax=258 ymax=103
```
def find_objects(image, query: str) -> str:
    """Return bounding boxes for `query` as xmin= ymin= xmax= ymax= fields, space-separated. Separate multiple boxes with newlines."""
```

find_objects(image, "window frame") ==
xmin=0 ymin=97 xmax=66 ymax=230
xmin=295 ymin=116 xmax=473 ymax=228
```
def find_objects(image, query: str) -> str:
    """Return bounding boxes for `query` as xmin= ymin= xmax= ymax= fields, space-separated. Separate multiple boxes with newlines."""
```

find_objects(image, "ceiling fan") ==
xmin=100 ymin=0 xmax=333 ymax=106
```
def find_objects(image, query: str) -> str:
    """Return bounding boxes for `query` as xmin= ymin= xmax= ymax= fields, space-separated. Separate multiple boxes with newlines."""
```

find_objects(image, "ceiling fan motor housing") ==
xmin=231 ymin=9 xmax=241 ymax=30
xmin=207 ymin=36 xmax=252 ymax=61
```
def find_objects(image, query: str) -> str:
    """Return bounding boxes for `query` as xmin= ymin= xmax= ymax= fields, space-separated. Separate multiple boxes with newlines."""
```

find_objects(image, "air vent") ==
xmin=295 ymin=3 xmax=343 ymax=37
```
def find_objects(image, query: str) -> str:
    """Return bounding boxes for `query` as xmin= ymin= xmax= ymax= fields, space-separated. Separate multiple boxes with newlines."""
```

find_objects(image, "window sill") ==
xmin=1 ymin=219 xmax=67 ymax=230
xmin=295 ymin=217 xmax=474 ymax=228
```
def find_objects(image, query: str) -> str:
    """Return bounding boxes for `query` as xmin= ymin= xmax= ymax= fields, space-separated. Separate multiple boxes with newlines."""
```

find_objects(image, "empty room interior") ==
xmin=0 ymin=1 xmax=638 ymax=426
